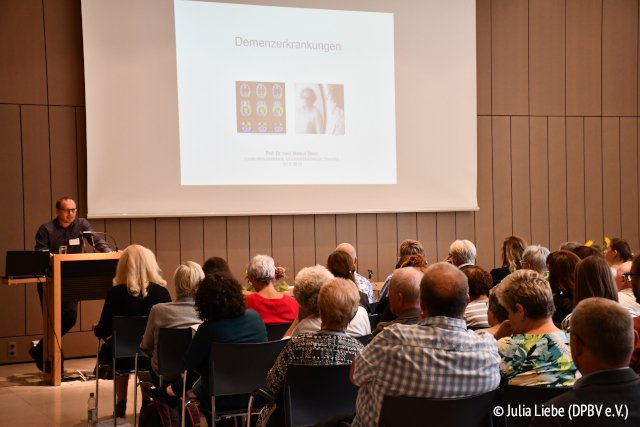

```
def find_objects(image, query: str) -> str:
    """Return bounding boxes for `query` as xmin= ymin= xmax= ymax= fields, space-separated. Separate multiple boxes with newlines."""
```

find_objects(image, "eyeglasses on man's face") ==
xmin=57 ymin=208 xmax=77 ymax=214
xmin=622 ymin=273 xmax=640 ymax=282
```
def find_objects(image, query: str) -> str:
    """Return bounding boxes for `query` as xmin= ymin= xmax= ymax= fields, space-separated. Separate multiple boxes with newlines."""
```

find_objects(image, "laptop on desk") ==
xmin=3 ymin=250 xmax=50 ymax=279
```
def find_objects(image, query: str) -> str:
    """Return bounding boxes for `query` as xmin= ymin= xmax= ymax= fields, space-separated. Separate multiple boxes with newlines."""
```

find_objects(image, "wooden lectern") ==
xmin=42 ymin=252 xmax=121 ymax=385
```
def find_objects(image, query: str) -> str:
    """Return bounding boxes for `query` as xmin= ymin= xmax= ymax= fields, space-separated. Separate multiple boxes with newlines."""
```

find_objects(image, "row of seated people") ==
xmin=93 ymin=238 xmax=640 ymax=426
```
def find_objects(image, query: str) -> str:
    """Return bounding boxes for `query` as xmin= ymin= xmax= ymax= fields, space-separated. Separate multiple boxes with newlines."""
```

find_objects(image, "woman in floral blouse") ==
xmin=494 ymin=269 xmax=577 ymax=387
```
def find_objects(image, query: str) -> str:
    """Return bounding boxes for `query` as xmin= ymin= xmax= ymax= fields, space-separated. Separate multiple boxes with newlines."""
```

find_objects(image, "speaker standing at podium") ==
xmin=30 ymin=196 xmax=112 ymax=371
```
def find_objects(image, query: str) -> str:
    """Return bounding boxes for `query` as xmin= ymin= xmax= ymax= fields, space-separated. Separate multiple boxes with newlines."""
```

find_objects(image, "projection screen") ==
xmin=81 ymin=0 xmax=477 ymax=217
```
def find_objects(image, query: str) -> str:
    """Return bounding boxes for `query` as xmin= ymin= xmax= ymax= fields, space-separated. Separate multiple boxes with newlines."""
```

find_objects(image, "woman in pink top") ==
xmin=245 ymin=254 xmax=298 ymax=324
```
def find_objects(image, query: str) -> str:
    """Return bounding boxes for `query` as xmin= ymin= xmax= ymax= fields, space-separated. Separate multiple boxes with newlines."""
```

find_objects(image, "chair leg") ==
xmin=96 ymin=339 xmax=100 ymax=419
xmin=113 ymin=355 xmax=117 ymax=427
xmin=133 ymin=353 xmax=139 ymax=427
xmin=181 ymin=370 xmax=187 ymax=427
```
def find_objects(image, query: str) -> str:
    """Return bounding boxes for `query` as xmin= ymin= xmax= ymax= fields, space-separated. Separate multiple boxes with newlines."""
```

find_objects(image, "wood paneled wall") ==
xmin=1 ymin=0 xmax=639 ymax=363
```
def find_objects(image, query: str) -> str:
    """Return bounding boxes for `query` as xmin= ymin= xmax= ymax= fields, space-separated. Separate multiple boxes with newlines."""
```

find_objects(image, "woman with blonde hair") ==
xmin=94 ymin=244 xmax=171 ymax=417
xmin=490 ymin=236 xmax=527 ymax=285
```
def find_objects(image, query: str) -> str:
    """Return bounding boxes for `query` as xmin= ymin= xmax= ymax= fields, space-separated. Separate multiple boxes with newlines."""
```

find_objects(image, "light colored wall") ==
xmin=1 ymin=0 xmax=639 ymax=362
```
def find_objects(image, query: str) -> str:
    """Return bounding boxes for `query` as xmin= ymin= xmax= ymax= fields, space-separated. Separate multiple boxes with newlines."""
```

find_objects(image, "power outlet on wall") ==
xmin=8 ymin=342 xmax=17 ymax=358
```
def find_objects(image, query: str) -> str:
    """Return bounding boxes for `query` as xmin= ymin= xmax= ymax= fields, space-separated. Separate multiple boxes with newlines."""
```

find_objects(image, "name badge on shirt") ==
xmin=69 ymin=238 xmax=80 ymax=246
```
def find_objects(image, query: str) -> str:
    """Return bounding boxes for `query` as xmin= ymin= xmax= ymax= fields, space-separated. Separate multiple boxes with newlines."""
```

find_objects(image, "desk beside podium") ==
xmin=7 ymin=252 xmax=120 ymax=385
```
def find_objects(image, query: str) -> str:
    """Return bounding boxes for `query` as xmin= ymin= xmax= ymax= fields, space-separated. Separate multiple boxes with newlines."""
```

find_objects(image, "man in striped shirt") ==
xmin=350 ymin=262 xmax=500 ymax=427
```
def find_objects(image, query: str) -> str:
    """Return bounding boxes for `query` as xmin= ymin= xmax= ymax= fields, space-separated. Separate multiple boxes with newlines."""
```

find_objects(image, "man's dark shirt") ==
xmin=35 ymin=218 xmax=111 ymax=253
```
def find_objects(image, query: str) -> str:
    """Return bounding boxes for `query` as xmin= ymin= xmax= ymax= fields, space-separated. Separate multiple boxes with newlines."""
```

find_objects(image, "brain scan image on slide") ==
xmin=236 ymin=81 xmax=287 ymax=134
xmin=295 ymin=83 xmax=345 ymax=135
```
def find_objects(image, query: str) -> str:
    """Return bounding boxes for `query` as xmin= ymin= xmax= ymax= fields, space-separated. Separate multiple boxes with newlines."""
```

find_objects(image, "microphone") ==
xmin=82 ymin=231 xmax=118 ymax=252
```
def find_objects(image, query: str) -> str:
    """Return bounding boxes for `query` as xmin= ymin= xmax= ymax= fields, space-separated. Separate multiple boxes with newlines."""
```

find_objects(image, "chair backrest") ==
xmin=499 ymin=385 xmax=571 ymax=427
xmin=209 ymin=340 xmax=288 ymax=397
xmin=157 ymin=327 xmax=193 ymax=377
xmin=283 ymin=363 xmax=358 ymax=427
xmin=265 ymin=323 xmax=292 ymax=341
xmin=112 ymin=316 xmax=149 ymax=359
xmin=355 ymin=334 xmax=372 ymax=346
xmin=378 ymin=389 xmax=498 ymax=427
xmin=368 ymin=313 xmax=379 ymax=330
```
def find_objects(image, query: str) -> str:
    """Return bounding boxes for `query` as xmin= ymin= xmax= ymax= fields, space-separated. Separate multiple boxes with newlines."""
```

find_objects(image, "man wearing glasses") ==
xmin=30 ymin=196 xmax=111 ymax=371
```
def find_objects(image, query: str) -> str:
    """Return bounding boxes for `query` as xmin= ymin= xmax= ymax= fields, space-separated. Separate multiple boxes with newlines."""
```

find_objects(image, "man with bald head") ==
xmin=350 ymin=262 xmax=500 ymax=427
xmin=336 ymin=242 xmax=374 ymax=303
xmin=372 ymin=267 xmax=422 ymax=336
xmin=531 ymin=297 xmax=640 ymax=426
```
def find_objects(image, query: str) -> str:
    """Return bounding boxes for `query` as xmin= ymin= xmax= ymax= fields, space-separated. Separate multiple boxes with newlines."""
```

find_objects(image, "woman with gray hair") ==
xmin=285 ymin=265 xmax=371 ymax=338
xmin=245 ymin=254 xmax=298 ymax=324
xmin=494 ymin=269 xmax=577 ymax=387
xmin=140 ymin=261 xmax=204 ymax=384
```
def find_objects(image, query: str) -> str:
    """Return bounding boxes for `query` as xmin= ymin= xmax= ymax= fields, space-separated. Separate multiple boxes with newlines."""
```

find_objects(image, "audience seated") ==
xmin=445 ymin=239 xmax=476 ymax=270
xmin=94 ymin=244 xmax=172 ymax=417
xmin=372 ymin=267 xmax=423 ymax=336
xmin=572 ymin=245 xmax=603 ymax=260
xmin=490 ymin=235 xmax=527 ymax=286
xmin=558 ymin=241 xmax=581 ymax=252
xmin=350 ymin=262 xmax=500 ymax=427
xmin=530 ymin=298 xmax=640 ymax=426
xmin=562 ymin=256 xmax=636 ymax=332
xmin=604 ymin=237 xmax=633 ymax=271
xmin=378 ymin=239 xmax=427 ymax=300
xmin=245 ymin=254 xmax=299 ymax=324
xmin=202 ymin=256 xmax=232 ymax=276
xmin=479 ymin=287 xmax=509 ymax=336
xmin=376 ymin=254 xmax=428 ymax=323
xmin=336 ymin=242 xmax=375 ymax=303
xmin=546 ymin=250 xmax=580 ymax=326
xmin=286 ymin=265 xmax=370 ymax=338
xmin=615 ymin=260 xmax=640 ymax=313
xmin=627 ymin=254 xmax=640 ymax=373
xmin=140 ymin=261 xmax=203 ymax=384
xmin=522 ymin=244 xmax=550 ymax=275
xmin=327 ymin=250 xmax=371 ymax=312
xmin=494 ymin=270 xmax=577 ymax=387
xmin=157 ymin=273 xmax=267 ymax=419
xmin=258 ymin=278 xmax=364 ymax=426
xmin=463 ymin=266 xmax=492 ymax=329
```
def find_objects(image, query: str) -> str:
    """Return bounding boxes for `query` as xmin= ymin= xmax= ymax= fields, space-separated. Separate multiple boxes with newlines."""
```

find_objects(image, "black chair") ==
xmin=283 ymin=364 xmax=358 ymax=427
xmin=266 ymin=322 xmax=292 ymax=341
xmin=355 ymin=334 xmax=372 ymax=346
xmin=156 ymin=327 xmax=193 ymax=427
xmin=378 ymin=389 xmax=498 ymax=427
xmin=209 ymin=340 xmax=288 ymax=426
xmin=368 ymin=313 xmax=380 ymax=330
xmin=498 ymin=385 xmax=571 ymax=427
xmin=95 ymin=315 xmax=150 ymax=427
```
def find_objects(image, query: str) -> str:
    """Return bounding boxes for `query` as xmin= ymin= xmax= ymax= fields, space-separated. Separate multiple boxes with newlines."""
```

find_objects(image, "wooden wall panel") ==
xmin=131 ymin=218 xmax=156 ymax=251
xmin=436 ymin=213 xmax=456 ymax=262
xmin=492 ymin=0 xmax=529 ymax=115
xmin=0 ymin=105 xmax=24 ymax=257
xmin=25 ymin=284 xmax=42 ymax=335
xmin=417 ymin=213 xmax=438 ymax=264
xmin=377 ymin=214 xmax=397 ymax=281
xmin=293 ymin=215 xmax=315 ymax=276
xmin=21 ymin=106 xmax=52 ymax=246
xmin=75 ymin=108 xmax=88 ymax=216
xmin=203 ymin=216 xmax=227 ymax=260
xmin=155 ymin=218 xmax=180 ymax=297
xmin=79 ymin=300 xmax=102 ymax=332
xmin=455 ymin=212 xmax=475 ymax=243
xmin=271 ymin=216 xmax=294 ymax=274
xmin=396 ymin=213 xmax=417 ymax=242
xmin=0 ymin=285 xmax=26 ymax=337
xmin=583 ymin=118 xmax=604 ymax=242
xmin=335 ymin=214 xmax=357 ymax=248
xmin=492 ymin=117 xmax=513 ymax=262
xmin=249 ymin=216 xmax=271 ymax=258
xmin=355 ymin=214 xmax=378 ymax=279
xmin=226 ymin=216 xmax=250 ymax=284
xmin=43 ymin=0 xmax=85 ymax=106
xmin=529 ymin=0 xmax=565 ymax=116
xmin=620 ymin=118 xmax=639 ymax=249
xmin=314 ymin=215 xmax=336 ymax=265
xmin=511 ymin=117 xmax=531 ymax=242
xmin=548 ymin=118 xmax=568 ymax=250
xmin=529 ymin=117 xmax=550 ymax=248
xmin=566 ymin=118 xmax=586 ymax=243
xmin=49 ymin=107 xmax=78 ymax=202
xmin=104 ymin=219 xmax=131 ymax=251
xmin=180 ymin=217 xmax=204 ymax=265
xmin=602 ymin=118 xmax=622 ymax=237
xmin=566 ymin=0 xmax=602 ymax=116
xmin=476 ymin=0 xmax=492 ymax=115
xmin=602 ymin=0 xmax=638 ymax=116
xmin=0 ymin=0 xmax=47 ymax=104
xmin=476 ymin=116 xmax=495 ymax=269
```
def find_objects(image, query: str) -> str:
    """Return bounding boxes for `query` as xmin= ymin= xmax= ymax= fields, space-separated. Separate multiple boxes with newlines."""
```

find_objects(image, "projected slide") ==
xmin=174 ymin=1 xmax=396 ymax=185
